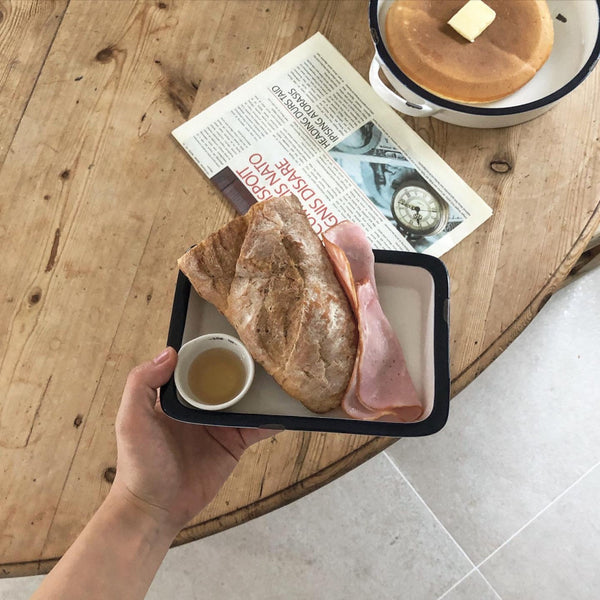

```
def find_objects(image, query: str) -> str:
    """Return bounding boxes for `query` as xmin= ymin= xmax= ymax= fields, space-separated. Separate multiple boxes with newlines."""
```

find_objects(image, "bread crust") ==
xmin=178 ymin=196 xmax=358 ymax=413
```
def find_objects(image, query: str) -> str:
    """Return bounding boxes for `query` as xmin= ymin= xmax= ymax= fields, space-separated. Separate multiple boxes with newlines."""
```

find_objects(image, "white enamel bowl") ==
xmin=369 ymin=0 xmax=600 ymax=128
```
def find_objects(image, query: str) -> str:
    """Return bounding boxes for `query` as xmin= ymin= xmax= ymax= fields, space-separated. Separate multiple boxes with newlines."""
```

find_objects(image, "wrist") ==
xmin=106 ymin=479 xmax=183 ymax=543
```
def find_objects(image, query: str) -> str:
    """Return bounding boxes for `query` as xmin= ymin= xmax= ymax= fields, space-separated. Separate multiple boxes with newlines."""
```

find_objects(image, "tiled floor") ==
xmin=2 ymin=266 xmax=599 ymax=600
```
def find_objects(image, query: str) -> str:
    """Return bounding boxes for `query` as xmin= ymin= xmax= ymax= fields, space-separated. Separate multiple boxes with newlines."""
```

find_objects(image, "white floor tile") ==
xmin=147 ymin=453 xmax=472 ymax=600
xmin=0 ymin=575 xmax=43 ymax=599
xmin=387 ymin=267 xmax=600 ymax=563
xmin=480 ymin=463 xmax=600 ymax=600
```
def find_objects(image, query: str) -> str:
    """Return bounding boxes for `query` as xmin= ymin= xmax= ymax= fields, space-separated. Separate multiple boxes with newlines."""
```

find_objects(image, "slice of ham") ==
xmin=323 ymin=221 xmax=423 ymax=422
xmin=323 ymin=235 xmax=380 ymax=420
xmin=355 ymin=281 xmax=422 ymax=421
xmin=323 ymin=222 xmax=376 ymax=290
xmin=322 ymin=236 xmax=358 ymax=311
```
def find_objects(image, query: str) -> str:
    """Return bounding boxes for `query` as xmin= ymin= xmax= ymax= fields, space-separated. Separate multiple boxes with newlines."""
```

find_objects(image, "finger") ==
xmin=123 ymin=347 xmax=178 ymax=410
xmin=238 ymin=427 xmax=280 ymax=447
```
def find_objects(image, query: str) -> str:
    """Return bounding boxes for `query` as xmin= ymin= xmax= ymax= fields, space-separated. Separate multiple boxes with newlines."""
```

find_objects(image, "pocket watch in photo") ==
xmin=391 ymin=180 xmax=449 ymax=239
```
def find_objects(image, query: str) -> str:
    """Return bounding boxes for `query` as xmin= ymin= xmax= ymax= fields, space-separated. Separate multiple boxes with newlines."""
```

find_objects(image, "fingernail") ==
xmin=152 ymin=348 xmax=171 ymax=364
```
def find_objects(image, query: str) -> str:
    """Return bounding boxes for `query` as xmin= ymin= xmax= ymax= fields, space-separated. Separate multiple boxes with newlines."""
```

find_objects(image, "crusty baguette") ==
xmin=178 ymin=196 xmax=358 ymax=413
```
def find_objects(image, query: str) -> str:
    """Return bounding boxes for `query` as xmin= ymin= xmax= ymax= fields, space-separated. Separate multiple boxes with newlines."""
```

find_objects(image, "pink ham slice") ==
xmin=323 ymin=221 xmax=422 ymax=422
xmin=322 ymin=235 xmax=379 ymax=420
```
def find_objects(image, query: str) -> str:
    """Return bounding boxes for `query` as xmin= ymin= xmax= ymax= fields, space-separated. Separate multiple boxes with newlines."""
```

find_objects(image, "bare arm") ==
xmin=31 ymin=484 xmax=178 ymax=600
xmin=32 ymin=348 xmax=273 ymax=600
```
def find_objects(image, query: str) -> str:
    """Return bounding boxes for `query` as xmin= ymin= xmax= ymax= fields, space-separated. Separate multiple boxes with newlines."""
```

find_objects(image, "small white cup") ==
xmin=174 ymin=334 xmax=255 ymax=411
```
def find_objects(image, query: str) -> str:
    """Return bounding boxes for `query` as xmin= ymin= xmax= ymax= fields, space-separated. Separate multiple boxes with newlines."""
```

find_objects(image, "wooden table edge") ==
xmin=452 ymin=204 xmax=600 ymax=394
xmin=4 ymin=203 xmax=600 ymax=579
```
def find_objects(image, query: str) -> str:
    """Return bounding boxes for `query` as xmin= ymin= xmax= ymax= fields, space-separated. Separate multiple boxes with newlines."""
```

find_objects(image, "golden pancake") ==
xmin=385 ymin=0 xmax=554 ymax=104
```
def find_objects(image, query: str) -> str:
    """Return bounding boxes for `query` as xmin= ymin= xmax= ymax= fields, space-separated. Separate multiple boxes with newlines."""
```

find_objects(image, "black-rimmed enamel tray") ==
xmin=160 ymin=250 xmax=450 ymax=437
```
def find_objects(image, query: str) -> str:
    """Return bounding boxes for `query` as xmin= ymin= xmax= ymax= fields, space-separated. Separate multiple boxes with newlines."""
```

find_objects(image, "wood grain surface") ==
xmin=1 ymin=0 xmax=599 ymax=577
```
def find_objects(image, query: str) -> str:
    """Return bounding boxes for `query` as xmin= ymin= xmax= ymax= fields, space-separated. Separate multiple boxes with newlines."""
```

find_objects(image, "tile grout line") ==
xmin=476 ymin=459 xmax=600 ymax=570
xmin=436 ymin=568 xmax=477 ymax=600
xmin=382 ymin=452 xmax=504 ymax=600
xmin=382 ymin=452 xmax=475 ymax=566
xmin=437 ymin=568 xmax=502 ymax=600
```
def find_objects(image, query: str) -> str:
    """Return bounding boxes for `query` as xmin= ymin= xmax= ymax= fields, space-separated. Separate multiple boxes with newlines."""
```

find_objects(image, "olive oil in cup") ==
xmin=174 ymin=334 xmax=255 ymax=411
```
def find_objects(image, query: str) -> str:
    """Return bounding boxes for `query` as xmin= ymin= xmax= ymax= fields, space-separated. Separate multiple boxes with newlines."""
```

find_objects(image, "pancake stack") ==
xmin=385 ymin=0 xmax=554 ymax=104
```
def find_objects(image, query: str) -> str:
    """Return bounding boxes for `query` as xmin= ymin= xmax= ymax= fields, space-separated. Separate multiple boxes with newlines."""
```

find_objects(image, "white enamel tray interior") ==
xmin=177 ymin=262 xmax=436 ymax=422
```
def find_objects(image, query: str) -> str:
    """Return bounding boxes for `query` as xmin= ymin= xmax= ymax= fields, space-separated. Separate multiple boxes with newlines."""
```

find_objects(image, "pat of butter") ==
xmin=448 ymin=0 xmax=496 ymax=43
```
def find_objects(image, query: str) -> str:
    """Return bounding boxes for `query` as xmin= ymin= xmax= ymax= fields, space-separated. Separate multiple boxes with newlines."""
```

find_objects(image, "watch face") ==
xmin=391 ymin=184 xmax=449 ymax=237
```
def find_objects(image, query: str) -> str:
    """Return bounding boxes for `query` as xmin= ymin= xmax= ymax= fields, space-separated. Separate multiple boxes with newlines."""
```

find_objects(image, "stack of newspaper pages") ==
xmin=172 ymin=33 xmax=492 ymax=257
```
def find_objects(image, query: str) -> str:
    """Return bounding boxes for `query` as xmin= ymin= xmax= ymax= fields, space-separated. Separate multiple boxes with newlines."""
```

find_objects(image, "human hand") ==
xmin=112 ymin=347 xmax=275 ymax=535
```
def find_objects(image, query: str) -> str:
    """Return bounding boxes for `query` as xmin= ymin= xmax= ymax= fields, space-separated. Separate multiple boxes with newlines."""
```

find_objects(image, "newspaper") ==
xmin=172 ymin=33 xmax=492 ymax=257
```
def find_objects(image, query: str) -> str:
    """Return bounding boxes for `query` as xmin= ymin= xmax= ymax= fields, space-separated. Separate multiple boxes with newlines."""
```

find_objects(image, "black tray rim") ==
xmin=160 ymin=250 xmax=450 ymax=437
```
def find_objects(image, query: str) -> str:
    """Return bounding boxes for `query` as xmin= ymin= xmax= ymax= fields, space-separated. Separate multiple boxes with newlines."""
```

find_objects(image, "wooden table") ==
xmin=1 ymin=0 xmax=599 ymax=578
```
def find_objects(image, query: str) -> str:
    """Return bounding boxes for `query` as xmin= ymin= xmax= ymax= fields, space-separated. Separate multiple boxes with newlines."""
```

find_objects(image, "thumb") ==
xmin=123 ymin=347 xmax=178 ymax=409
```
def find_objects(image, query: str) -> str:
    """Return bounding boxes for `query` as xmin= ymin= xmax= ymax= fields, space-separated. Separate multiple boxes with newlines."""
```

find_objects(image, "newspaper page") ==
xmin=172 ymin=33 xmax=492 ymax=257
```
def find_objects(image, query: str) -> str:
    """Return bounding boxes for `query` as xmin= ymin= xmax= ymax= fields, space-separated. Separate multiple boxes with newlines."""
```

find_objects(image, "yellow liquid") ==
xmin=187 ymin=348 xmax=246 ymax=405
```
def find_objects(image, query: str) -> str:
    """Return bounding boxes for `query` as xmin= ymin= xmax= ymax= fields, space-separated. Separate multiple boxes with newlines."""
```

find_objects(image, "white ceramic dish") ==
xmin=161 ymin=251 xmax=450 ymax=437
xmin=369 ymin=0 xmax=600 ymax=128
xmin=174 ymin=334 xmax=255 ymax=411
